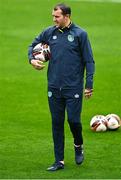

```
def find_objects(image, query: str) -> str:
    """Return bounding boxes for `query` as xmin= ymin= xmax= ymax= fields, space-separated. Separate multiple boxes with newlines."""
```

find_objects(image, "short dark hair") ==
xmin=53 ymin=3 xmax=71 ymax=16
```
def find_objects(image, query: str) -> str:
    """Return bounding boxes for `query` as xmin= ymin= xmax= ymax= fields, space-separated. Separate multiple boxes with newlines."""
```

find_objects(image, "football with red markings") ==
xmin=32 ymin=43 xmax=50 ymax=62
xmin=90 ymin=115 xmax=107 ymax=132
xmin=106 ymin=114 xmax=121 ymax=130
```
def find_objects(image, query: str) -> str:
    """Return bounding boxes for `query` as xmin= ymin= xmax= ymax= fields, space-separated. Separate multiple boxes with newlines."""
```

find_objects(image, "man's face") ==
xmin=52 ymin=8 xmax=68 ymax=28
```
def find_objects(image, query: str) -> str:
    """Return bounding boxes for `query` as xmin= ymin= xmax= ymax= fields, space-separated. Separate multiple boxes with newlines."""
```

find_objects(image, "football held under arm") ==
xmin=28 ymin=30 xmax=48 ymax=63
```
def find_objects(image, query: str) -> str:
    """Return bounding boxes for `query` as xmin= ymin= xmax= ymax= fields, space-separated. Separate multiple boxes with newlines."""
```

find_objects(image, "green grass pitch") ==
xmin=0 ymin=0 xmax=121 ymax=178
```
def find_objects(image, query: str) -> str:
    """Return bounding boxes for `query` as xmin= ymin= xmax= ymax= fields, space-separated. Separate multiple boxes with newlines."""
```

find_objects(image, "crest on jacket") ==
xmin=68 ymin=35 xmax=74 ymax=42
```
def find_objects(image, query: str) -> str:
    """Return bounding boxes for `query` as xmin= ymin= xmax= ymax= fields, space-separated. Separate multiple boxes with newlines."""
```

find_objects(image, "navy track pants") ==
xmin=48 ymin=87 xmax=83 ymax=162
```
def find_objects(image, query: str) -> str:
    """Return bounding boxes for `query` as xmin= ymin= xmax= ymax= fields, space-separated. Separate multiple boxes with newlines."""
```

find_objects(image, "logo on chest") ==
xmin=67 ymin=35 xmax=74 ymax=42
xmin=52 ymin=35 xmax=57 ymax=40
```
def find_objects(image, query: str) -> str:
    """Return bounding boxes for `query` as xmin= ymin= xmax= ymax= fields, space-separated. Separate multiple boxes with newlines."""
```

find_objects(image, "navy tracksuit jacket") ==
xmin=28 ymin=23 xmax=95 ymax=162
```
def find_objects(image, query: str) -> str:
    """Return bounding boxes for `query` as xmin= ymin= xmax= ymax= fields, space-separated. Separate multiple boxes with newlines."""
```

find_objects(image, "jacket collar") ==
xmin=55 ymin=22 xmax=75 ymax=32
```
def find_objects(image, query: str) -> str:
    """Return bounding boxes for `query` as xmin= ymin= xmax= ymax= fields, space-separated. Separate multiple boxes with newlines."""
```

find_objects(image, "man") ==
xmin=28 ymin=3 xmax=95 ymax=171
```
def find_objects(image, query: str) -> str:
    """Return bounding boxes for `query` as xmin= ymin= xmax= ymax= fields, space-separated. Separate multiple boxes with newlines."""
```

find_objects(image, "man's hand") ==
xmin=31 ymin=59 xmax=45 ymax=70
xmin=84 ymin=88 xmax=93 ymax=99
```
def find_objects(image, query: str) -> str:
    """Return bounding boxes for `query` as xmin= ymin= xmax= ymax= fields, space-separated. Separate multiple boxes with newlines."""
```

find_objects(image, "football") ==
xmin=90 ymin=115 xmax=107 ymax=132
xmin=106 ymin=114 xmax=121 ymax=130
xmin=32 ymin=43 xmax=50 ymax=62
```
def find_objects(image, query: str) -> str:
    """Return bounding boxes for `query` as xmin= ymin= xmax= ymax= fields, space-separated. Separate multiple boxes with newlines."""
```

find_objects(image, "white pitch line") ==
xmin=67 ymin=0 xmax=121 ymax=3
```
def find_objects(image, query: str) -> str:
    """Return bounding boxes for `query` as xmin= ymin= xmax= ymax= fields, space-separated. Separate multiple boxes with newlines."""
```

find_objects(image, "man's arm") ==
xmin=28 ymin=30 xmax=48 ymax=70
xmin=79 ymin=31 xmax=95 ymax=98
